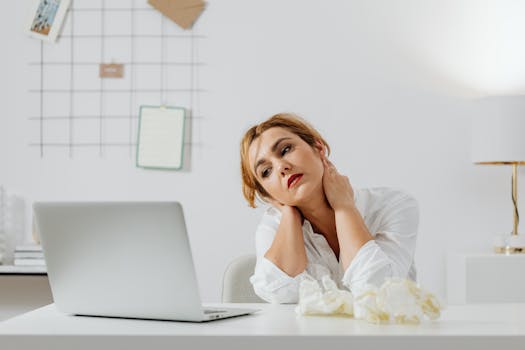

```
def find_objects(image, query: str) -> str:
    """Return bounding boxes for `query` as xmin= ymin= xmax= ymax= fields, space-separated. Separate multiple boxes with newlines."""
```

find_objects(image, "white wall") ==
xmin=2 ymin=0 xmax=525 ymax=302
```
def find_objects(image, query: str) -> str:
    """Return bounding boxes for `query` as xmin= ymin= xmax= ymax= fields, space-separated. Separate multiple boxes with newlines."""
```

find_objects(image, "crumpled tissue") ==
xmin=295 ymin=275 xmax=441 ymax=324
xmin=295 ymin=275 xmax=354 ymax=316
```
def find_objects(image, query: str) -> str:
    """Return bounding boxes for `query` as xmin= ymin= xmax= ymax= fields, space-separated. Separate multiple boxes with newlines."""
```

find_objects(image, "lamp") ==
xmin=471 ymin=96 xmax=525 ymax=254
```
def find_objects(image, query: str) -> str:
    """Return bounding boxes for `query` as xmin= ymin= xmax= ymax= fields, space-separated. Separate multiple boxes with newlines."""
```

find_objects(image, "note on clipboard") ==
xmin=136 ymin=105 xmax=186 ymax=170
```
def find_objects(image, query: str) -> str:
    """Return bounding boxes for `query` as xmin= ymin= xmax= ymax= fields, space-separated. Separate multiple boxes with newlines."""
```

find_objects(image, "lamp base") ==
xmin=494 ymin=246 xmax=525 ymax=254
xmin=494 ymin=233 xmax=525 ymax=254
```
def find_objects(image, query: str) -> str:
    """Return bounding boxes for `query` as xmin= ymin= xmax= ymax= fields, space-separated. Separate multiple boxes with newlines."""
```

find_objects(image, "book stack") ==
xmin=14 ymin=244 xmax=46 ymax=267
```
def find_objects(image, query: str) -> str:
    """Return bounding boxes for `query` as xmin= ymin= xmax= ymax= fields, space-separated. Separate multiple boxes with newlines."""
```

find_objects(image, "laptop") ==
xmin=33 ymin=201 xmax=259 ymax=322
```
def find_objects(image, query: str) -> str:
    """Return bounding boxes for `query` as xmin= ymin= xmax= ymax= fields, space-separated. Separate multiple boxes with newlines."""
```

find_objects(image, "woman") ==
xmin=240 ymin=113 xmax=419 ymax=304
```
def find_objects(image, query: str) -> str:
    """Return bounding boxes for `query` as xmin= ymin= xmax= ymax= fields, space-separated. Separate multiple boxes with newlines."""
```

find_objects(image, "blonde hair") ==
xmin=240 ymin=113 xmax=330 ymax=208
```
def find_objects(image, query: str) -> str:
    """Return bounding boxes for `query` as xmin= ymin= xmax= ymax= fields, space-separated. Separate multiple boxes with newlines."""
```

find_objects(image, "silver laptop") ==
xmin=33 ymin=201 xmax=258 ymax=322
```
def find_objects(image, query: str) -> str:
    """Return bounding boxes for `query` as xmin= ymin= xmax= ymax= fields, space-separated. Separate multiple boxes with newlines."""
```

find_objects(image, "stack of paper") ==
xmin=14 ymin=244 xmax=45 ymax=267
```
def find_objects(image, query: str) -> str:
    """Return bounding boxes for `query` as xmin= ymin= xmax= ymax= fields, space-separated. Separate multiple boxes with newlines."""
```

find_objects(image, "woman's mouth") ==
xmin=288 ymin=174 xmax=303 ymax=188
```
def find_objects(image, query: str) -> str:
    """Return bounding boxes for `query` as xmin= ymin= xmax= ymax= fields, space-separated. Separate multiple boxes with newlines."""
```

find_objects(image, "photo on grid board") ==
xmin=27 ymin=0 xmax=71 ymax=42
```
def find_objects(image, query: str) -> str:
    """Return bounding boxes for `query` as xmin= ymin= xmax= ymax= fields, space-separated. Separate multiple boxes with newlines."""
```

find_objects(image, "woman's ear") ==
xmin=314 ymin=140 xmax=325 ymax=157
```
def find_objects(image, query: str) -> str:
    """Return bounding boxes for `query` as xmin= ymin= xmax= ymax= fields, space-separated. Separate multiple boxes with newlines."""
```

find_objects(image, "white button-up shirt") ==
xmin=249 ymin=187 xmax=419 ymax=304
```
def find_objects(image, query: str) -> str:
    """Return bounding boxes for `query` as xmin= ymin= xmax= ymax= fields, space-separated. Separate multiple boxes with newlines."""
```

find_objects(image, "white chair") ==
xmin=221 ymin=254 xmax=266 ymax=303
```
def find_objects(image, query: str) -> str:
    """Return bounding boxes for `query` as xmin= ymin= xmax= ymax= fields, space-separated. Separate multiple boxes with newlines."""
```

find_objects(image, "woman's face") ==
xmin=248 ymin=127 xmax=325 ymax=206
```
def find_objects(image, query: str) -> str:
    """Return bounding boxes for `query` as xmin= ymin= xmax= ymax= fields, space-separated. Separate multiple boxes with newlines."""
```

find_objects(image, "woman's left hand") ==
xmin=321 ymin=154 xmax=356 ymax=211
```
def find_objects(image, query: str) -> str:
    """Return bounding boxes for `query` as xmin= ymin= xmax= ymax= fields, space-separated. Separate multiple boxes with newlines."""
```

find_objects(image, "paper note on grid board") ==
xmin=136 ymin=106 xmax=185 ymax=170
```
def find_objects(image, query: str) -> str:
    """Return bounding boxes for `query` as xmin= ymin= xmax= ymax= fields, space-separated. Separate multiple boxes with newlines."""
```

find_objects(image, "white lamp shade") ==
xmin=471 ymin=96 xmax=525 ymax=164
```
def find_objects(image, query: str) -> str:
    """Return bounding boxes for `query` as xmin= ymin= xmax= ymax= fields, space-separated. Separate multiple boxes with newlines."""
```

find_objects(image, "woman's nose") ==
xmin=278 ymin=161 xmax=292 ymax=175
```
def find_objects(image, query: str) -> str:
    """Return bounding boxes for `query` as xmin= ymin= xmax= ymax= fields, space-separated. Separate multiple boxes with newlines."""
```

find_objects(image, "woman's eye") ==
xmin=262 ymin=168 xmax=271 ymax=178
xmin=281 ymin=145 xmax=291 ymax=156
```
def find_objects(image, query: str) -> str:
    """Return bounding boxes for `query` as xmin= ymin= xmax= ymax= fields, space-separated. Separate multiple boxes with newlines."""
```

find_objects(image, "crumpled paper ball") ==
xmin=295 ymin=275 xmax=354 ymax=316
xmin=375 ymin=277 xmax=441 ymax=324
xmin=296 ymin=275 xmax=441 ymax=324
xmin=353 ymin=286 xmax=390 ymax=323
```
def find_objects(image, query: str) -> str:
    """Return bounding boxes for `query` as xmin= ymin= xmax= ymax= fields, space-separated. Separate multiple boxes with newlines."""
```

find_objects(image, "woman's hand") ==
xmin=267 ymin=198 xmax=303 ymax=224
xmin=320 ymin=153 xmax=356 ymax=212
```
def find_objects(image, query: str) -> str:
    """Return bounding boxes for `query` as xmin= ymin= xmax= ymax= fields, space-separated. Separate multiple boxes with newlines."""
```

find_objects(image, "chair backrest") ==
xmin=222 ymin=254 xmax=266 ymax=303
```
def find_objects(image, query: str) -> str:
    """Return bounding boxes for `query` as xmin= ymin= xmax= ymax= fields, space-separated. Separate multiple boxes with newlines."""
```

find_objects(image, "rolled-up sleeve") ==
xmin=249 ymin=209 xmax=309 ymax=304
xmin=341 ymin=191 xmax=419 ymax=295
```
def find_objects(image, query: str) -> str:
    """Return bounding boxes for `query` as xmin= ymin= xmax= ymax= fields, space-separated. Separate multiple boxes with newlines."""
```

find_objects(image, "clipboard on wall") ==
xmin=136 ymin=105 xmax=186 ymax=170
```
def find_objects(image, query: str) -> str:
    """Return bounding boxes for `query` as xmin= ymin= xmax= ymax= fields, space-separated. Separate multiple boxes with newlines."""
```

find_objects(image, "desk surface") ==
xmin=1 ymin=303 xmax=525 ymax=350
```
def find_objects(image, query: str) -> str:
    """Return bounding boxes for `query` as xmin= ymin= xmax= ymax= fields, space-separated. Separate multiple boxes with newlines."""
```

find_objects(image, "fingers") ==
xmin=319 ymin=151 xmax=334 ymax=167
xmin=321 ymin=155 xmax=328 ymax=168
xmin=322 ymin=158 xmax=333 ymax=176
xmin=317 ymin=143 xmax=339 ymax=176
xmin=320 ymin=152 xmax=329 ymax=166
xmin=321 ymin=155 xmax=337 ymax=174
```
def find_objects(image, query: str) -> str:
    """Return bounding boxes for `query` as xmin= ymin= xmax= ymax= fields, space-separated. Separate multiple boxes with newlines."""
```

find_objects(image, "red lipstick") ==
xmin=287 ymin=174 xmax=303 ymax=188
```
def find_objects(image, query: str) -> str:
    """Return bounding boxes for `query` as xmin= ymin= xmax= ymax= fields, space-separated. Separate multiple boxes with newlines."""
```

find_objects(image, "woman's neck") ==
xmin=296 ymin=191 xmax=336 ymax=238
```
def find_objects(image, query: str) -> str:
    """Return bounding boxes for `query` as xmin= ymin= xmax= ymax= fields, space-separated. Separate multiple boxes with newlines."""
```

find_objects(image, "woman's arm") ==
xmin=319 ymin=154 xmax=373 ymax=271
xmin=334 ymin=204 xmax=373 ymax=271
xmin=263 ymin=205 xmax=307 ymax=277
xmin=341 ymin=192 xmax=419 ymax=295
xmin=250 ymin=206 xmax=309 ymax=303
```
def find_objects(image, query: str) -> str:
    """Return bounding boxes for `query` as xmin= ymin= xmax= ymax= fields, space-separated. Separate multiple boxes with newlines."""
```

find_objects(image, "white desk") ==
xmin=1 ymin=303 xmax=524 ymax=350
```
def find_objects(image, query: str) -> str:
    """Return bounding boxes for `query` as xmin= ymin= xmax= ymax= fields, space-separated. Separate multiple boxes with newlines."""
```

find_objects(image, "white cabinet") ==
xmin=446 ymin=253 xmax=525 ymax=304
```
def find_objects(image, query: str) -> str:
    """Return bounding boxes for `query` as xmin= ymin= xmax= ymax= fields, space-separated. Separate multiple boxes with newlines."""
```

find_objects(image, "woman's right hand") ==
xmin=268 ymin=199 xmax=303 ymax=224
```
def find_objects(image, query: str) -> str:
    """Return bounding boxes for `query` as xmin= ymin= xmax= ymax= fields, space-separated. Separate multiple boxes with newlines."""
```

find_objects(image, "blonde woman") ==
xmin=240 ymin=113 xmax=419 ymax=303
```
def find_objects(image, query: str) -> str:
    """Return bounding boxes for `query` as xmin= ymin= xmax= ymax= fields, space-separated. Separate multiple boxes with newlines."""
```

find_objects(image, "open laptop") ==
xmin=33 ymin=201 xmax=259 ymax=322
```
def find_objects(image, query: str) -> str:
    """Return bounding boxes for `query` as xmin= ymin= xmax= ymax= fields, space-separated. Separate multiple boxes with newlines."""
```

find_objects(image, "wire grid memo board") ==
xmin=28 ymin=0 xmax=205 ymax=159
